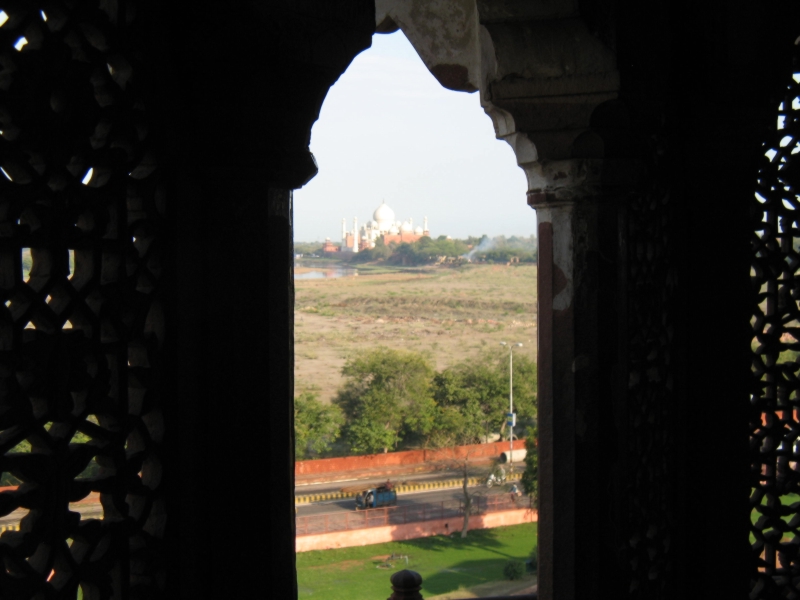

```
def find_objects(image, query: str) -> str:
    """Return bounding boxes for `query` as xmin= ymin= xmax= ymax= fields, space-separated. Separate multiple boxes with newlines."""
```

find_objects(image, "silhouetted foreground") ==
xmin=387 ymin=569 xmax=537 ymax=600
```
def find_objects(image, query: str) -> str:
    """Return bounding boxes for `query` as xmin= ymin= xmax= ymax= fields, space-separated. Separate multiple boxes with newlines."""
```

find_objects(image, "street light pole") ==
xmin=500 ymin=342 xmax=523 ymax=471
xmin=509 ymin=346 xmax=514 ymax=469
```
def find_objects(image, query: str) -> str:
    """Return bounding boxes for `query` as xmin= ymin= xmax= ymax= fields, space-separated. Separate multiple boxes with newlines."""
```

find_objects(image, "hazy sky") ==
xmin=293 ymin=32 xmax=535 ymax=242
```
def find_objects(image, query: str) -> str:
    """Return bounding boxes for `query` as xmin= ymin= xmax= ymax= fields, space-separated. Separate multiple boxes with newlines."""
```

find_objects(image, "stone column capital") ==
xmin=525 ymin=159 xmax=604 ymax=207
xmin=526 ymin=158 xmax=648 ymax=208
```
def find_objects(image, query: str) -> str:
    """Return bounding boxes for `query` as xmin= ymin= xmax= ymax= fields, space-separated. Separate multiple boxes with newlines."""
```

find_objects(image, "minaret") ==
xmin=410 ymin=217 xmax=413 ymax=230
xmin=423 ymin=216 xmax=429 ymax=235
xmin=341 ymin=218 xmax=347 ymax=251
xmin=353 ymin=217 xmax=359 ymax=253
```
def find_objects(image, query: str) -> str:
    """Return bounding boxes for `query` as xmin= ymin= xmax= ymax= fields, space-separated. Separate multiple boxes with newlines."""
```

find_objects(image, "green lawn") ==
xmin=296 ymin=523 xmax=537 ymax=600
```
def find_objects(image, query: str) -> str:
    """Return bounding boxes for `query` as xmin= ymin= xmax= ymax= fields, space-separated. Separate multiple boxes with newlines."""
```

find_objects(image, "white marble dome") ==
xmin=401 ymin=220 xmax=413 ymax=233
xmin=414 ymin=226 xmax=424 ymax=235
xmin=373 ymin=202 xmax=395 ymax=230
xmin=389 ymin=225 xmax=400 ymax=234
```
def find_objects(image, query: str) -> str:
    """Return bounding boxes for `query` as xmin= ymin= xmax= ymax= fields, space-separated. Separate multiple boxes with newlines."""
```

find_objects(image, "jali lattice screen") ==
xmin=750 ymin=38 xmax=800 ymax=599
xmin=0 ymin=2 xmax=166 ymax=598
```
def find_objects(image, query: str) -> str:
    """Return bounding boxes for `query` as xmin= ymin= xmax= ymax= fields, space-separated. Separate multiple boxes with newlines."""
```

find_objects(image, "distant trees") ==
xmin=293 ymin=241 xmax=325 ymax=256
xmin=294 ymin=347 xmax=538 ymax=459
xmin=348 ymin=237 xmax=392 ymax=263
xmin=336 ymin=234 xmax=537 ymax=266
xmin=387 ymin=236 xmax=469 ymax=266
xmin=292 ymin=234 xmax=538 ymax=266
xmin=472 ymin=235 xmax=538 ymax=263
xmin=480 ymin=248 xmax=537 ymax=263
xmin=294 ymin=392 xmax=345 ymax=459
xmin=338 ymin=236 xmax=469 ymax=266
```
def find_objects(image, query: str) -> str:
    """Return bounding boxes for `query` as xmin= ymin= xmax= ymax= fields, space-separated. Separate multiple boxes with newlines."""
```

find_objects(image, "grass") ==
xmin=296 ymin=523 xmax=537 ymax=600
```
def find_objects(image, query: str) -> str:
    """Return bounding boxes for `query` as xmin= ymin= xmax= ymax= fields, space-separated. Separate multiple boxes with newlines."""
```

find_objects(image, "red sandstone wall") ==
xmin=295 ymin=440 xmax=522 ymax=476
xmin=381 ymin=232 xmax=425 ymax=245
xmin=295 ymin=507 xmax=537 ymax=552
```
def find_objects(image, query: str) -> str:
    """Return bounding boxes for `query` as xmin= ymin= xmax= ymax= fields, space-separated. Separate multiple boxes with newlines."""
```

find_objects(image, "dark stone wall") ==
xmin=613 ymin=0 xmax=800 ymax=597
xmin=143 ymin=1 xmax=374 ymax=597
xmin=2 ymin=0 xmax=797 ymax=597
xmin=532 ymin=1 xmax=800 ymax=597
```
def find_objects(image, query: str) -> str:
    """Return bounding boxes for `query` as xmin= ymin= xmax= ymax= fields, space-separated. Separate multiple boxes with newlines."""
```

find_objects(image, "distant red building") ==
xmin=321 ymin=238 xmax=340 ymax=253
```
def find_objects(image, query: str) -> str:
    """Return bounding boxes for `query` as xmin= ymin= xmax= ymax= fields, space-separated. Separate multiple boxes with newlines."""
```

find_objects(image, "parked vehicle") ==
xmin=355 ymin=485 xmax=397 ymax=510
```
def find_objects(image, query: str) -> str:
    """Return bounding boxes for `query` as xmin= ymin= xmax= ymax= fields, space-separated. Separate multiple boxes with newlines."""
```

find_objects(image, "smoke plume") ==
xmin=463 ymin=237 xmax=495 ymax=261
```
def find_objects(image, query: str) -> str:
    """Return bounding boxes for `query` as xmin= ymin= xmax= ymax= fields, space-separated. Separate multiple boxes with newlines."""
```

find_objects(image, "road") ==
xmin=297 ymin=483 xmax=522 ymax=517
xmin=295 ymin=484 xmax=530 ymax=537
xmin=295 ymin=464 xmax=507 ymax=496
xmin=1 ymin=469 xmax=524 ymax=528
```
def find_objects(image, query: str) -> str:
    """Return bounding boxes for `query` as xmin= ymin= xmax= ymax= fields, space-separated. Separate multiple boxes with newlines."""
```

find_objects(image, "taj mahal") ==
xmin=322 ymin=201 xmax=430 ymax=253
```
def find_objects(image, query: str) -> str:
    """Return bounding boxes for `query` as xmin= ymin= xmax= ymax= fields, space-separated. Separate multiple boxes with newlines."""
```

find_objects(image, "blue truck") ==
xmin=354 ymin=485 xmax=397 ymax=510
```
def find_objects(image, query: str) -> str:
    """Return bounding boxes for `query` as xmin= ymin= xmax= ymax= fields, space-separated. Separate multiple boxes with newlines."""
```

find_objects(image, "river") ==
xmin=294 ymin=262 xmax=357 ymax=280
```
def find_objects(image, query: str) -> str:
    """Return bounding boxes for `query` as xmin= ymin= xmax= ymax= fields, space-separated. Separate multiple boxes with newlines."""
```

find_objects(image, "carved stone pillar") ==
xmin=155 ymin=1 xmax=374 ymax=597
xmin=526 ymin=158 xmax=624 ymax=600
xmin=375 ymin=3 xmax=621 ymax=599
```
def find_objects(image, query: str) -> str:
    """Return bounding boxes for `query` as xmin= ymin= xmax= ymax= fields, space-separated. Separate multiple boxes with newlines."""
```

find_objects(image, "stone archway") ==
xmin=0 ymin=1 xmax=799 ymax=598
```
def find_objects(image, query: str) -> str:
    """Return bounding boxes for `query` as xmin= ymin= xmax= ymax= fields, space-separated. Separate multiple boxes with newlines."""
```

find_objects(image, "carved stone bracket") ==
xmin=376 ymin=0 xmax=619 ymax=195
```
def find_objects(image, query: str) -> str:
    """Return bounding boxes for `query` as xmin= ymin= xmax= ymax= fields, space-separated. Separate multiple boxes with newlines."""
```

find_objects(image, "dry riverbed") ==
xmin=295 ymin=263 xmax=537 ymax=403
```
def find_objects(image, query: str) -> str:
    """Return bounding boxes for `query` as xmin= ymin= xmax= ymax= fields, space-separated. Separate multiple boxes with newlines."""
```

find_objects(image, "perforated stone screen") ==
xmin=0 ymin=3 xmax=166 ymax=597
xmin=750 ymin=39 xmax=800 ymax=600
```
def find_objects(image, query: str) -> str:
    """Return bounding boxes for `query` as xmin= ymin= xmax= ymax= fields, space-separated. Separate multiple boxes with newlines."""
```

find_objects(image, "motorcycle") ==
xmin=486 ymin=471 xmax=507 ymax=488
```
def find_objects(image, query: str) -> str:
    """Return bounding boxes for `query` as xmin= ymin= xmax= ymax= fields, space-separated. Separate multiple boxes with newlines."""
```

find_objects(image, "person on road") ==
xmin=509 ymin=483 xmax=520 ymax=505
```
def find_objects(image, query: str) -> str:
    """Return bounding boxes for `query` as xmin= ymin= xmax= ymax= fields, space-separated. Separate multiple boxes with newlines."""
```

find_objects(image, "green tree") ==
xmin=520 ymin=434 xmax=538 ymax=505
xmin=424 ymin=401 xmax=482 ymax=448
xmin=292 ymin=241 xmax=324 ymax=256
xmin=500 ymin=352 xmax=537 ymax=437
xmin=294 ymin=392 xmax=344 ymax=459
xmin=430 ymin=351 xmax=537 ymax=444
xmin=428 ymin=368 xmax=489 ymax=447
xmin=334 ymin=348 xmax=435 ymax=454
xmin=433 ymin=355 xmax=508 ymax=438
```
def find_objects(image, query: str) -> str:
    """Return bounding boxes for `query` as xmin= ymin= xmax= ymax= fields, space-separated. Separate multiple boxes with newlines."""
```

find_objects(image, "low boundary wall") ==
xmin=295 ymin=507 xmax=537 ymax=552
xmin=295 ymin=440 xmax=524 ymax=477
